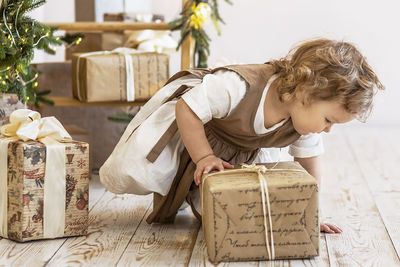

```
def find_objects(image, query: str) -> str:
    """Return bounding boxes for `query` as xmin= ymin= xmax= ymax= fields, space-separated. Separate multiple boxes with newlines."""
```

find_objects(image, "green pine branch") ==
xmin=0 ymin=0 xmax=83 ymax=107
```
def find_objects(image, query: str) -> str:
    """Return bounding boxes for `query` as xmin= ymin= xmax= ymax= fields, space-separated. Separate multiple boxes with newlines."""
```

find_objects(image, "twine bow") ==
xmin=240 ymin=163 xmax=275 ymax=260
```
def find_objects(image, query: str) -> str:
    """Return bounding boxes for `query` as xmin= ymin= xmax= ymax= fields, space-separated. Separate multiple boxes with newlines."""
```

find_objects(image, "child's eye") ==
xmin=325 ymin=118 xmax=331 ymax=124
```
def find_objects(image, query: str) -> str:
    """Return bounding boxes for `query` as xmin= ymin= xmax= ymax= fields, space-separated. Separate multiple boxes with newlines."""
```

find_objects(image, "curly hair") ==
xmin=269 ymin=39 xmax=384 ymax=122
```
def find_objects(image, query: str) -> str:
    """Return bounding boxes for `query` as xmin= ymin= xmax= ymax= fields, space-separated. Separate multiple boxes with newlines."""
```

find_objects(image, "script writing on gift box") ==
xmin=201 ymin=162 xmax=319 ymax=263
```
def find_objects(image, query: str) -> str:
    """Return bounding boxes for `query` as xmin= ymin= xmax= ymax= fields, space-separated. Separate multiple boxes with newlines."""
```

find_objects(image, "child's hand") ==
xmin=194 ymin=155 xmax=234 ymax=186
xmin=320 ymin=222 xmax=342 ymax=233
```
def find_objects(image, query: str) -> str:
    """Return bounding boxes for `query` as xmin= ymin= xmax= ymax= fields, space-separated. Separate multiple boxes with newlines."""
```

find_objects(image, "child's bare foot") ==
xmin=320 ymin=222 xmax=342 ymax=233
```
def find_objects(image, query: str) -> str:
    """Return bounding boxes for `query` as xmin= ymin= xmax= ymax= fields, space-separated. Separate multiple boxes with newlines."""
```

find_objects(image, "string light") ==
xmin=33 ymin=82 xmax=38 ymax=87
xmin=76 ymin=37 xmax=82 ymax=45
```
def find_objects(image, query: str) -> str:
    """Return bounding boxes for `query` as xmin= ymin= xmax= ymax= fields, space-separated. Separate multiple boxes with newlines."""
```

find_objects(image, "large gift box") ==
xmin=0 ymin=110 xmax=90 ymax=242
xmin=72 ymin=50 xmax=169 ymax=102
xmin=201 ymin=162 xmax=319 ymax=263
xmin=0 ymin=94 xmax=26 ymax=130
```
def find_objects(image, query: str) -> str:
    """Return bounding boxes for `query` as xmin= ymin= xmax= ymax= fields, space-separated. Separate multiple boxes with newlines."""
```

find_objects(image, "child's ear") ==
xmin=294 ymin=87 xmax=306 ymax=106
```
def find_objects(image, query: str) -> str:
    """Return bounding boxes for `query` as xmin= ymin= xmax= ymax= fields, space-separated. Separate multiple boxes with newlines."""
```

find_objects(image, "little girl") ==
xmin=99 ymin=38 xmax=384 ymax=234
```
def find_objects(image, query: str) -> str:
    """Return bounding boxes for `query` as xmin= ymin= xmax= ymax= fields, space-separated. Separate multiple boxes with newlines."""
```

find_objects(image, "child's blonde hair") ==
xmin=269 ymin=39 xmax=384 ymax=122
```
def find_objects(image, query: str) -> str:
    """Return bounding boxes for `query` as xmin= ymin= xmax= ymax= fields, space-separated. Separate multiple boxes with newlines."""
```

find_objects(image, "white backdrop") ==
xmin=31 ymin=0 xmax=399 ymax=125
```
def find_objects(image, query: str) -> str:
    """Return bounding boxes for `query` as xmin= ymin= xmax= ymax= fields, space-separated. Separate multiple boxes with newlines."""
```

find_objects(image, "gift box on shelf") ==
xmin=0 ymin=94 xmax=26 ymax=130
xmin=0 ymin=109 xmax=90 ymax=242
xmin=71 ymin=50 xmax=169 ymax=102
xmin=201 ymin=162 xmax=319 ymax=263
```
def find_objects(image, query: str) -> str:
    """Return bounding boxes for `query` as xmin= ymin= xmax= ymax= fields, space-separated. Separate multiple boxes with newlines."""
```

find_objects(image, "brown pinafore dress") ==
xmin=141 ymin=63 xmax=301 ymax=223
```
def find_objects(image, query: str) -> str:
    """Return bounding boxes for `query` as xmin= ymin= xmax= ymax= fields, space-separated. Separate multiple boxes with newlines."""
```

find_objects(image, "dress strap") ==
xmin=146 ymin=120 xmax=178 ymax=163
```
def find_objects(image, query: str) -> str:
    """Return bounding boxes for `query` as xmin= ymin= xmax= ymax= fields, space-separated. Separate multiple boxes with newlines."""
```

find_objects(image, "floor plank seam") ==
xmin=114 ymin=201 xmax=153 ymax=266
xmin=322 ymin=233 xmax=331 ymax=267
xmin=324 ymin=233 xmax=335 ymax=267
xmin=185 ymin=223 xmax=201 ymax=266
xmin=89 ymin=188 xmax=107 ymax=213
xmin=42 ymin=238 xmax=69 ymax=267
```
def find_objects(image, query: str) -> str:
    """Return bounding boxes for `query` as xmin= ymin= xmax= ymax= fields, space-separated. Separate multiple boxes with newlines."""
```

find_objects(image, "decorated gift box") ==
xmin=71 ymin=49 xmax=169 ymax=102
xmin=201 ymin=162 xmax=319 ymax=263
xmin=0 ymin=109 xmax=90 ymax=242
xmin=0 ymin=94 xmax=26 ymax=130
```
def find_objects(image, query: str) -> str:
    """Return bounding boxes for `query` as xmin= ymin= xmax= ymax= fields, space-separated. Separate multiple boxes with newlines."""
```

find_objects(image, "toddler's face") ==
xmin=289 ymin=99 xmax=355 ymax=135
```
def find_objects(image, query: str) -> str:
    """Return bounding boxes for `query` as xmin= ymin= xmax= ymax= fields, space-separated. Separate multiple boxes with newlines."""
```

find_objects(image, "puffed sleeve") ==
xmin=288 ymin=133 xmax=324 ymax=158
xmin=180 ymin=70 xmax=247 ymax=124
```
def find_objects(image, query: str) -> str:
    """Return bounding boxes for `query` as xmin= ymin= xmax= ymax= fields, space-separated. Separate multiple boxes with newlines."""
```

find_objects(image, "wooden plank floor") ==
xmin=1 ymin=124 xmax=399 ymax=266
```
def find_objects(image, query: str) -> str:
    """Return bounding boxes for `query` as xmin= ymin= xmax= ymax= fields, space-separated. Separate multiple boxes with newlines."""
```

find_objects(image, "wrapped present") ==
xmin=0 ymin=109 xmax=89 ymax=242
xmin=72 ymin=48 xmax=169 ymax=102
xmin=201 ymin=162 xmax=319 ymax=263
xmin=0 ymin=94 xmax=26 ymax=130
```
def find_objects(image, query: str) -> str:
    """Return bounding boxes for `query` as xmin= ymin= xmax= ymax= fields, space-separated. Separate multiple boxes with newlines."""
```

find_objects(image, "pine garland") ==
xmin=168 ymin=0 xmax=232 ymax=68
xmin=0 ymin=0 xmax=81 ymax=107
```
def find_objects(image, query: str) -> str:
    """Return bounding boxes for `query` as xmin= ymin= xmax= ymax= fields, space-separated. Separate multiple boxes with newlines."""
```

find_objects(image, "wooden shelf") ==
xmin=46 ymin=22 xmax=172 ymax=32
xmin=48 ymin=96 xmax=146 ymax=107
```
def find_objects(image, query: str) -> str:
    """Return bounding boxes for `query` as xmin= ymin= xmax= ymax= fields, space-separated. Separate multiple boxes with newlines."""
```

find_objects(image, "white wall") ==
xmin=32 ymin=0 xmax=399 ymax=125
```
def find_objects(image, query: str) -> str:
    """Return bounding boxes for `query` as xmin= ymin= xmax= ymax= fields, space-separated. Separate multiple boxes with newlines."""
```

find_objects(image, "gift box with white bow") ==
xmin=200 ymin=162 xmax=319 ymax=263
xmin=0 ymin=109 xmax=90 ymax=242
xmin=72 ymin=48 xmax=169 ymax=102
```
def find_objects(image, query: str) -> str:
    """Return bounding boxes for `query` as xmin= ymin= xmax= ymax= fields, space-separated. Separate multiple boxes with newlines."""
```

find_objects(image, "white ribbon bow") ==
xmin=0 ymin=109 xmax=71 ymax=239
xmin=124 ymin=30 xmax=177 ymax=54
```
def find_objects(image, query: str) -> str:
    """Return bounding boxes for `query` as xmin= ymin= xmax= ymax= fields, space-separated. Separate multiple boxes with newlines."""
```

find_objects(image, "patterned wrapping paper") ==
xmin=201 ymin=161 xmax=319 ymax=263
xmin=0 ymin=94 xmax=26 ymax=130
xmin=4 ymin=139 xmax=89 ymax=242
xmin=71 ymin=51 xmax=170 ymax=102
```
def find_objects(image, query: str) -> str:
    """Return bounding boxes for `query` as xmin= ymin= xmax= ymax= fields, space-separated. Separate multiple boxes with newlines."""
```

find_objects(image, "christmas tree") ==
xmin=0 ymin=0 xmax=81 ymax=107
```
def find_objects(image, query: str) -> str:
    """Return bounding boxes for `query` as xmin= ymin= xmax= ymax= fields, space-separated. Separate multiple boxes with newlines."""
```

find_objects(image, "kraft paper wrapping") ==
xmin=3 ymin=139 xmax=89 ymax=242
xmin=71 ymin=52 xmax=169 ymax=102
xmin=201 ymin=161 xmax=319 ymax=263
